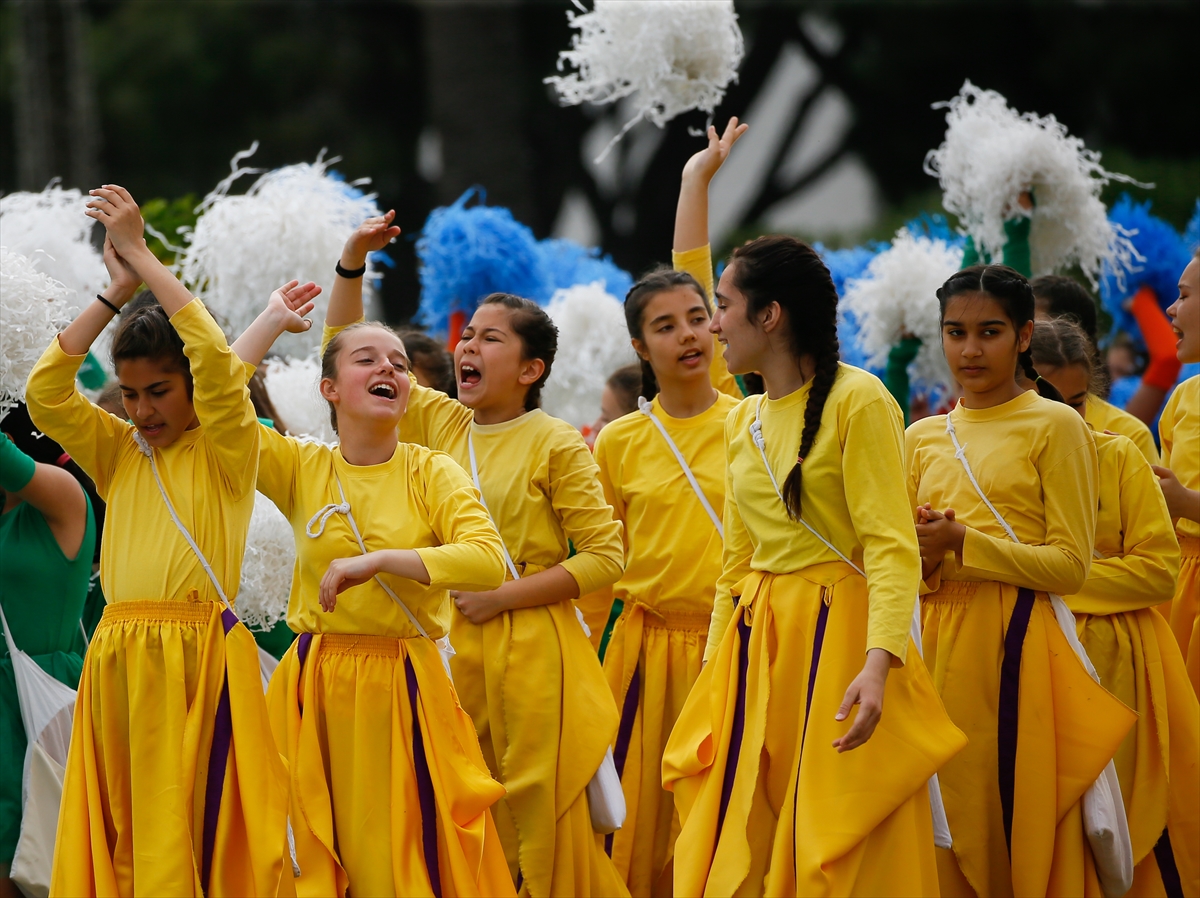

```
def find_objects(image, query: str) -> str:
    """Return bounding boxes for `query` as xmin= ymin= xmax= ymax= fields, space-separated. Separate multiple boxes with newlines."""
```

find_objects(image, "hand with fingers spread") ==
xmin=318 ymin=554 xmax=381 ymax=612
xmin=682 ymin=116 xmax=749 ymax=186
xmin=85 ymin=185 xmax=148 ymax=258
xmin=916 ymin=502 xmax=965 ymax=577
xmin=341 ymin=209 xmax=402 ymax=273
xmin=675 ymin=116 xmax=747 ymax=254
xmin=832 ymin=647 xmax=892 ymax=752
xmin=270 ymin=280 xmax=322 ymax=334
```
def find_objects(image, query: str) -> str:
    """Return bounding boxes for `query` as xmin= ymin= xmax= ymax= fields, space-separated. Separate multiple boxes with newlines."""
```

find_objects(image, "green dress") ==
xmin=0 ymin=495 xmax=95 ymax=863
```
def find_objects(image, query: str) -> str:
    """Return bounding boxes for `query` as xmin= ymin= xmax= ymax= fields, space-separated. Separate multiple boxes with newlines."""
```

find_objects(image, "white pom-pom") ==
xmin=180 ymin=146 xmax=385 ymax=358
xmin=237 ymin=492 xmax=295 ymax=631
xmin=841 ymin=230 xmax=962 ymax=390
xmin=262 ymin=353 xmax=336 ymax=442
xmin=546 ymin=0 xmax=744 ymax=161
xmin=925 ymin=81 xmax=1139 ymax=284
xmin=542 ymin=281 xmax=636 ymax=428
xmin=0 ymin=247 xmax=77 ymax=419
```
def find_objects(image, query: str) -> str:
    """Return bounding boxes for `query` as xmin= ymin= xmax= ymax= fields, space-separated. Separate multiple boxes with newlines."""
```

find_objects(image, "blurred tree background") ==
xmin=2 ymin=0 xmax=1196 ymax=324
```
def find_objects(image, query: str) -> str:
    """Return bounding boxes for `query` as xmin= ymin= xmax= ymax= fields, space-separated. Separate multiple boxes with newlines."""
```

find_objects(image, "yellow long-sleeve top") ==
xmin=709 ymin=364 xmax=919 ymax=662
xmin=1160 ymin=375 xmax=1200 ymax=539
xmin=594 ymin=392 xmax=739 ymax=613
xmin=672 ymin=244 xmax=744 ymax=400
xmin=26 ymin=299 xmax=257 ymax=604
xmin=1086 ymin=394 xmax=1159 ymax=464
xmin=905 ymin=390 xmax=1099 ymax=596
xmin=255 ymin=426 xmax=506 ymax=637
xmin=1065 ymin=429 xmax=1179 ymax=615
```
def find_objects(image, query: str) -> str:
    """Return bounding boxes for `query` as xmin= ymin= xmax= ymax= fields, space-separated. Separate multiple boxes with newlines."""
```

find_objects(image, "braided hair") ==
xmin=936 ymin=264 xmax=1066 ymax=404
xmin=730 ymin=235 xmax=841 ymax=521
xmin=623 ymin=267 xmax=708 ymax=400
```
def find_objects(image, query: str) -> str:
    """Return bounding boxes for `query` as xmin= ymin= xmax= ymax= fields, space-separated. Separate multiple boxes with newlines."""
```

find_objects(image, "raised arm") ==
xmin=673 ymin=117 xmax=746 ymax=255
xmin=326 ymin=211 xmax=401 ymax=327
xmin=230 ymin=281 xmax=322 ymax=368
xmin=0 ymin=434 xmax=89 ymax=560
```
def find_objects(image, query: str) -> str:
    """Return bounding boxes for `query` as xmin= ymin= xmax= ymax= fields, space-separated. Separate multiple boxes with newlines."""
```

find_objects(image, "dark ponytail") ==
xmin=623 ymin=267 xmax=708 ymax=401
xmin=936 ymin=264 xmax=1065 ymax=404
xmin=730 ymin=235 xmax=840 ymax=521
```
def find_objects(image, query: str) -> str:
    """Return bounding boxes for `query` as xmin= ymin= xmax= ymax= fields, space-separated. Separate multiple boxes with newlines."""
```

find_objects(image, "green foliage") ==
xmin=140 ymin=194 xmax=197 ymax=264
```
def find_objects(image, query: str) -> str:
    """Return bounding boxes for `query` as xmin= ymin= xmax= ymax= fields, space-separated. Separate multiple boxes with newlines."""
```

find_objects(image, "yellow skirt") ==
xmin=662 ymin=563 xmax=967 ymax=897
xmin=450 ymin=598 xmax=628 ymax=898
xmin=603 ymin=601 xmax=709 ymax=897
xmin=922 ymin=580 xmax=1137 ymax=898
xmin=265 ymin=632 xmax=514 ymax=898
xmin=1076 ymin=607 xmax=1200 ymax=897
xmin=51 ymin=599 xmax=292 ymax=898
xmin=1169 ymin=537 xmax=1200 ymax=699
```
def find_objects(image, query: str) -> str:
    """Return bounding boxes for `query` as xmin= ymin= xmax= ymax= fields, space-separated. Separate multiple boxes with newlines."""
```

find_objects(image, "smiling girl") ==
xmin=1032 ymin=316 xmax=1199 ymax=896
xmin=25 ymin=186 xmax=298 ymax=896
xmin=321 ymin=219 xmax=627 ymax=898
xmin=230 ymin=227 xmax=515 ymax=896
xmin=662 ymin=234 xmax=965 ymax=897
xmin=906 ymin=264 xmax=1136 ymax=896
xmin=1155 ymin=252 xmax=1200 ymax=697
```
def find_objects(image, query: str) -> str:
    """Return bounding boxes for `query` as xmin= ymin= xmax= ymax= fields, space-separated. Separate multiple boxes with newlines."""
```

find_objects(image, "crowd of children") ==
xmin=1 ymin=114 xmax=1197 ymax=898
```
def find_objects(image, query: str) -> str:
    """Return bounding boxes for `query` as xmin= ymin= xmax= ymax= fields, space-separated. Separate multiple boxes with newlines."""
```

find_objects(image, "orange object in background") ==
xmin=447 ymin=309 xmax=467 ymax=350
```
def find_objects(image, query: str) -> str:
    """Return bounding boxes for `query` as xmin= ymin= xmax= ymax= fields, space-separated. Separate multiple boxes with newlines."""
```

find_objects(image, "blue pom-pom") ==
xmin=414 ymin=188 xmax=552 ymax=334
xmin=1100 ymin=195 xmax=1191 ymax=338
xmin=815 ymin=242 xmax=884 ymax=372
xmin=538 ymin=238 xmax=634 ymax=300
xmin=904 ymin=212 xmax=963 ymax=246
xmin=1185 ymin=199 xmax=1200 ymax=254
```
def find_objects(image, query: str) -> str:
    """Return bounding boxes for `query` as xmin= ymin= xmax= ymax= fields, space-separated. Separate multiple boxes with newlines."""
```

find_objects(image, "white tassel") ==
xmin=0 ymin=248 xmax=77 ymax=420
xmin=237 ymin=492 xmax=295 ymax=632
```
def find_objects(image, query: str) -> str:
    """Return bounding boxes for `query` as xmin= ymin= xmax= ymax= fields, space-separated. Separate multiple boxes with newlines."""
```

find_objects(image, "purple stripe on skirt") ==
xmin=201 ymin=608 xmax=239 ymax=896
xmin=297 ymin=631 xmax=313 ymax=670
xmin=791 ymin=596 xmax=831 ymax=879
xmin=998 ymin=587 xmax=1035 ymax=857
xmin=605 ymin=662 xmax=642 ymax=855
xmin=715 ymin=609 xmax=752 ymax=843
xmin=404 ymin=654 xmax=442 ymax=898
xmin=1154 ymin=828 xmax=1184 ymax=898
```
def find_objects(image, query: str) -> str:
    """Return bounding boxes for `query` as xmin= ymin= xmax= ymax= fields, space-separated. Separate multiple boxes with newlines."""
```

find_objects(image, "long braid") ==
xmin=782 ymin=348 xmax=840 ymax=520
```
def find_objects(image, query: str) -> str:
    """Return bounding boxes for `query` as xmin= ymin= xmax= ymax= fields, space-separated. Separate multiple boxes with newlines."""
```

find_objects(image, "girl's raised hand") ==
xmin=102 ymin=235 xmax=141 ymax=299
xmin=681 ymin=117 xmax=749 ymax=186
xmin=86 ymin=186 xmax=147 ymax=258
xmin=269 ymin=280 xmax=322 ymax=334
xmin=342 ymin=210 xmax=401 ymax=268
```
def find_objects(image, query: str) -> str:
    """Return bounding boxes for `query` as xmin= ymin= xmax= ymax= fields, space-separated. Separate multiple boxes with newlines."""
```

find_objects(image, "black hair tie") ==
xmin=96 ymin=294 xmax=121 ymax=315
xmin=335 ymin=261 xmax=367 ymax=279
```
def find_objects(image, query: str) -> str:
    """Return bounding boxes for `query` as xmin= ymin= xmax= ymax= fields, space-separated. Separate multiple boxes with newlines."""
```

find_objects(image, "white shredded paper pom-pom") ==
xmin=180 ymin=146 xmax=384 ymax=359
xmin=262 ymin=353 xmax=336 ymax=442
xmin=542 ymin=281 xmax=636 ymax=428
xmin=925 ymin=81 xmax=1139 ymax=285
xmin=547 ymin=0 xmax=744 ymax=161
xmin=0 ymin=247 xmax=77 ymax=420
xmin=237 ymin=492 xmax=295 ymax=632
xmin=841 ymin=229 xmax=962 ymax=390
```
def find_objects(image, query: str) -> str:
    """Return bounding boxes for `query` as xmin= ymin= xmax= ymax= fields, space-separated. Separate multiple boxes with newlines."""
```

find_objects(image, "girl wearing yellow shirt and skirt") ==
xmin=1032 ymin=316 xmax=1198 ymax=897
xmin=26 ymin=186 xmax=296 ymax=897
xmin=322 ymin=218 xmax=628 ymax=898
xmin=662 ymin=234 xmax=966 ymax=896
xmin=906 ymin=264 xmax=1137 ymax=897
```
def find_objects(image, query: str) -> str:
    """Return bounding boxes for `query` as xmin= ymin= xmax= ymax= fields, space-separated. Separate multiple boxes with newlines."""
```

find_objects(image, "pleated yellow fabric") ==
xmin=51 ymin=599 xmax=292 ymax=898
xmin=603 ymin=604 xmax=708 ymax=896
xmin=1172 ymin=538 xmax=1200 ymax=698
xmin=1075 ymin=609 xmax=1200 ymax=897
xmin=921 ymin=580 xmax=1137 ymax=897
xmin=663 ymin=565 xmax=967 ymax=897
xmin=450 ymin=596 xmax=627 ymax=898
xmin=266 ymin=633 xmax=514 ymax=898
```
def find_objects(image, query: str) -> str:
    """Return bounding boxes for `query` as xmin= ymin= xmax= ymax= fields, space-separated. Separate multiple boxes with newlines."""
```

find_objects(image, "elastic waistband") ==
xmin=924 ymin=580 xmax=982 ymax=599
xmin=98 ymin=599 xmax=218 ymax=627
xmin=316 ymin=633 xmax=402 ymax=657
xmin=1180 ymin=536 xmax=1200 ymax=559
xmin=636 ymin=607 xmax=711 ymax=631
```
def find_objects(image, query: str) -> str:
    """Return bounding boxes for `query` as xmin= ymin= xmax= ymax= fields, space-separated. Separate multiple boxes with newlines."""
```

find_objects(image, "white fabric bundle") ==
xmin=179 ymin=146 xmax=384 ymax=358
xmin=924 ymin=81 xmax=1138 ymax=284
xmin=546 ymin=0 xmax=743 ymax=161
xmin=262 ymin=353 xmax=336 ymax=443
xmin=0 ymin=185 xmax=107 ymax=304
xmin=237 ymin=492 xmax=295 ymax=632
xmin=841 ymin=229 xmax=961 ymax=390
xmin=0 ymin=248 xmax=77 ymax=420
xmin=542 ymin=281 xmax=636 ymax=428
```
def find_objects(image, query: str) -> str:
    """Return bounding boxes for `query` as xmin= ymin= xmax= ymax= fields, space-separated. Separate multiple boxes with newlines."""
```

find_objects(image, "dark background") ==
xmin=3 ymin=0 xmax=1197 ymax=324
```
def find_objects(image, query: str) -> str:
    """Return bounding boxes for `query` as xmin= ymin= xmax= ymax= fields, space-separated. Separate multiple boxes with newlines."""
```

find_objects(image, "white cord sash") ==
xmin=637 ymin=397 xmax=723 ymax=538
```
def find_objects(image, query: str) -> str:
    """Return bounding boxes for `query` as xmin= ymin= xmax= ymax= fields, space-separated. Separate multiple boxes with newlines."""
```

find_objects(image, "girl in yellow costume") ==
xmin=322 ymin=235 xmax=628 ymax=898
xmin=26 ymin=186 xmax=299 ymax=897
xmin=1155 ymin=251 xmax=1200 ymax=697
xmin=907 ymin=263 xmax=1137 ymax=897
xmin=662 ymin=234 xmax=967 ymax=897
xmin=1031 ymin=316 xmax=1199 ymax=897
xmin=594 ymin=119 xmax=747 ymax=897
xmin=230 ymin=214 xmax=516 ymax=898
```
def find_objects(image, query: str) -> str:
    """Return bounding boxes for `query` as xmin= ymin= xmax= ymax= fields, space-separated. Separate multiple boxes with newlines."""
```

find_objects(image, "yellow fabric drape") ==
xmin=51 ymin=599 xmax=292 ymax=898
xmin=1075 ymin=608 xmax=1200 ymax=897
xmin=603 ymin=602 xmax=708 ymax=896
xmin=663 ymin=564 xmax=967 ymax=897
xmin=922 ymin=579 xmax=1138 ymax=897
xmin=451 ymin=594 xmax=628 ymax=898
xmin=266 ymin=633 xmax=514 ymax=898
xmin=1170 ymin=538 xmax=1200 ymax=698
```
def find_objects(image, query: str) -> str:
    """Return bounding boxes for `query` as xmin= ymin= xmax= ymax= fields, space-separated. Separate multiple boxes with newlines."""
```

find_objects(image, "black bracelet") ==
xmin=96 ymin=294 xmax=122 ymax=315
xmin=335 ymin=260 xmax=367 ymax=279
